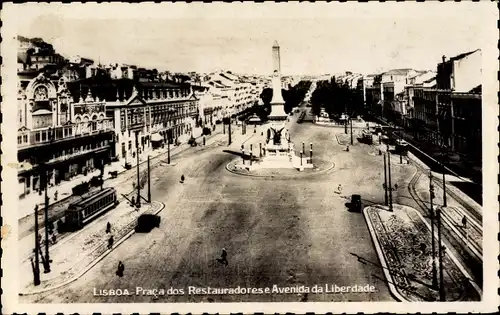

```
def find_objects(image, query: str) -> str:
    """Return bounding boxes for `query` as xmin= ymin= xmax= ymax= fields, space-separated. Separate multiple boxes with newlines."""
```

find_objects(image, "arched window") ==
xmin=92 ymin=114 xmax=98 ymax=121
xmin=99 ymin=113 xmax=105 ymax=120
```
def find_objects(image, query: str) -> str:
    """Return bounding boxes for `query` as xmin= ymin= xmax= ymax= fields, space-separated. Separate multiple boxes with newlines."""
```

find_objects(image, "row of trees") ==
xmin=257 ymin=80 xmax=312 ymax=120
xmin=310 ymin=77 xmax=364 ymax=118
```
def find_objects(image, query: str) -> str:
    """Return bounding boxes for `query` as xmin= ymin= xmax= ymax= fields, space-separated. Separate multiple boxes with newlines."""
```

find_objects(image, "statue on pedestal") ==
xmin=270 ymin=127 xmax=285 ymax=145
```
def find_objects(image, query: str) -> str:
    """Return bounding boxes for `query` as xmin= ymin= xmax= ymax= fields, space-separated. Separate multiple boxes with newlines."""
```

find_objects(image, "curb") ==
xmin=362 ymin=206 xmax=407 ymax=302
xmin=19 ymin=201 xmax=166 ymax=296
xmin=225 ymin=159 xmax=335 ymax=179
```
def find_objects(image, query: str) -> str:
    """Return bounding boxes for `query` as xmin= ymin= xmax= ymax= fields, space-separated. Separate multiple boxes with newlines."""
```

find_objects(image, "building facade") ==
xmin=17 ymin=72 xmax=114 ymax=198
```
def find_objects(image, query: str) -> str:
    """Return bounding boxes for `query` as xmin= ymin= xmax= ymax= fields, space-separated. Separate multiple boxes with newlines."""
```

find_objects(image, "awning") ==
xmin=150 ymin=133 xmax=163 ymax=142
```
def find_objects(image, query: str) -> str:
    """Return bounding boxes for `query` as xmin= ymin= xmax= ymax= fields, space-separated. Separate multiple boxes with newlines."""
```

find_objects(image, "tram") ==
xmin=361 ymin=130 xmax=373 ymax=144
xmin=64 ymin=187 xmax=119 ymax=231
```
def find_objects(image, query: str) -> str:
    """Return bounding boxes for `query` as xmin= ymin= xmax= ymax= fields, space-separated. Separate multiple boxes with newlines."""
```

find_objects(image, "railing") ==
xmin=18 ymin=119 xmax=114 ymax=149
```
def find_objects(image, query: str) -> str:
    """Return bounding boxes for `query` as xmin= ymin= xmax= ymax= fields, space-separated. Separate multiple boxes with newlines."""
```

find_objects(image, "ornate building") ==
xmin=17 ymin=73 xmax=114 ymax=198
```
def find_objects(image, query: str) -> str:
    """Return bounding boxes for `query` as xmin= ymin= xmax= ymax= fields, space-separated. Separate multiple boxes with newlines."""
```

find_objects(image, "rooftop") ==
xmin=448 ymin=49 xmax=481 ymax=63
xmin=383 ymin=68 xmax=414 ymax=76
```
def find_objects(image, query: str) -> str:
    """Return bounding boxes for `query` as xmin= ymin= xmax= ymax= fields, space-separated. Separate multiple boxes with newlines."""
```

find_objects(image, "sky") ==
xmin=8 ymin=2 xmax=496 ymax=76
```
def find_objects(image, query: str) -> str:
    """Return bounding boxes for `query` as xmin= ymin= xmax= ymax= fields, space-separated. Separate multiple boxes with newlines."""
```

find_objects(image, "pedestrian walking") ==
xmin=180 ymin=174 xmax=185 ymax=183
xmin=462 ymin=215 xmax=467 ymax=228
xmin=108 ymin=235 xmax=114 ymax=250
xmin=106 ymin=222 xmax=111 ymax=234
xmin=51 ymin=233 xmax=57 ymax=245
xmin=54 ymin=190 xmax=58 ymax=201
xmin=116 ymin=261 xmax=125 ymax=277
xmin=217 ymin=248 xmax=228 ymax=266
xmin=130 ymin=196 xmax=135 ymax=207
xmin=346 ymin=145 xmax=350 ymax=152
xmin=336 ymin=184 xmax=343 ymax=195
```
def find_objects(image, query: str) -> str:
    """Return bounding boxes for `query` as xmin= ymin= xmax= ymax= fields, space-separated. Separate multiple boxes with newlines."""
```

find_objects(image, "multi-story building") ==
xmin=363 ymin=74 xmax=377 ymax=115
xmin=380 ymin=69 xmax=418 ymax=123
xmin=409 ymin=77 xmax=438 ymax=142
xmin=436 ymin=49 xmax=482 ymax=164
xmin=17 ymin=70 xmax=114 ymax=198
xmin=66 ymin=75 xmax=200 ymax=163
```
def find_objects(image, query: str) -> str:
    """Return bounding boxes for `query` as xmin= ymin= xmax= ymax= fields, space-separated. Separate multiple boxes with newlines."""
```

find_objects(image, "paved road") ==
xmin=27 ymin=117 xmax=402 ymax=303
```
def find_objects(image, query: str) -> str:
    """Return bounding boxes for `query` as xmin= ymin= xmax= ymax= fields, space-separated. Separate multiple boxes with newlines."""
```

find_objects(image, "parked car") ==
xmin=202 ymin=127 xmax=212 ymax=136
xmin=350 ymin=194 xmax=363 ymax=212
xmin=135 ymin=214 xmax=161 ymax=233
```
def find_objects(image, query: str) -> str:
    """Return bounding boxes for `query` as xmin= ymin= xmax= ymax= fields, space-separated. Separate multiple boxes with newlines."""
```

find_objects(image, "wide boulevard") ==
xmin=29 ymin=108 xmax=421 ymax=303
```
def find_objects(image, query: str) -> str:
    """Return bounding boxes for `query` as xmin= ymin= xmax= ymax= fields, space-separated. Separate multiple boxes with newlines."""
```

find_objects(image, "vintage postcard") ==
xmin=1 ymin=2 xmax=498 ymax=314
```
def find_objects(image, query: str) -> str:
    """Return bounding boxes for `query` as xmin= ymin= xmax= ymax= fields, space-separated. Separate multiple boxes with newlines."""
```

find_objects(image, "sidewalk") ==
xmin=411 ymin=170 xmax=483 ymax=260
xmin=20 ymin=200 xmax=165 ymax=295
xmin=363 ymin=204 xmax=481 ymax=301
xmin=18 ymin=129 xmax=223 ymax=220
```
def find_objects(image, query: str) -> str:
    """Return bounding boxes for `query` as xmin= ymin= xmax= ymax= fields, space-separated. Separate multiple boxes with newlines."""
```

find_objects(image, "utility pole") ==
xmin=387 ymin=150 xmax=393 ymax=211
xmin=33 ymin=204 xmax=41 ymax=285
xmin=429 ymin=172 xmax=438 ymax=289
xmin=383 ymin=154 xmax=388 ymax=206
xmin=436 ymin=208 xmax=445 ymax=301
xmin=344 ymin=118 xmax=348 ymax=134
xmin=147 ymin=156 xmax=151 ymax=202
xmin=135 ymin=131 xmax=141 ymax=209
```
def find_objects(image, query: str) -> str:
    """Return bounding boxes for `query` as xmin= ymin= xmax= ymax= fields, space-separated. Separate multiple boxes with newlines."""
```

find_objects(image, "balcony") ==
xmin=18 ymin=118 xmax=114 ymax=149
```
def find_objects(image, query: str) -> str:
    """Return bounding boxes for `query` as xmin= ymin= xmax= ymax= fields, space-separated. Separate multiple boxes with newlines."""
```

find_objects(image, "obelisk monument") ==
xmin=268 ymin=40 xmax=287 ymax=120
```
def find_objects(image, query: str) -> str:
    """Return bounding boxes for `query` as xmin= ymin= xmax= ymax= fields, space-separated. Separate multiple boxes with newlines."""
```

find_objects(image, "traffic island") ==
xmin=226 ymin=158 xmax=334 ymax=179
xmin=363 ymin=204 xmax=481 ymax=301
xmin=19 ymin=200 xmax=165 ymax=297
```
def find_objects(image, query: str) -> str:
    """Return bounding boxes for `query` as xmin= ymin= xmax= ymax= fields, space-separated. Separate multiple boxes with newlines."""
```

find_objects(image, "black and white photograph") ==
xmin=1 ymin=2 xmax=498 ymax=314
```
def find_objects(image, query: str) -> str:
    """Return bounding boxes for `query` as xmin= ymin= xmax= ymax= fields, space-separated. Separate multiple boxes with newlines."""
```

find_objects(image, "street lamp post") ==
xmin=167 ymin=132 xmax=171 ymax=164
xmin=250 ymin=144 xmax=253 ymax=166
xmin=259 ymin=142 xmax=262 ymax=158
xmin=33 ymin=204 xmax=41 ymax=285
xmin=228 ymin=117 xmax=232 ymax=145
xmin=300 ymin=151 xmax=303 ymax=166
xmin=383 ymin=154 xmax=388 ymax=206
xmin=310 ymin=143 xmax=313 ymax=164
xmin=399 ymin=131 xmax=403 ymax=164
xmin=436 ymin=208 xmax=446 ymax=301
xmin=441 ymin=152 xmax=447 ymax=207
xmin=350 ymin=118 xmax=353 ymax=145
xmin=302 ymin=142 xmax=305 ymax=155
xmin=344 ymin=119 xmax=348 ymax=134
xmin=387 ymin=151 xmax=393 ymax=212
xmin=135 ymin=131 xmax=141 ymax=209
xmin=429 ymin=172 xmax=438 ymax=289
xmin=147 ymin=156 xmax=151 ymax=202
xmin=241 ymin=147 xmax=245 ymax=165
xmin=43 ymin=171 xmax=51 ymax=272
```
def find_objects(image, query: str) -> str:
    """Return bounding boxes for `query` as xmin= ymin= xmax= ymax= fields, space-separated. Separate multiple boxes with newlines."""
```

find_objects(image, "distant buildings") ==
xmin=16 ymin=36 xmax=270 ymax=198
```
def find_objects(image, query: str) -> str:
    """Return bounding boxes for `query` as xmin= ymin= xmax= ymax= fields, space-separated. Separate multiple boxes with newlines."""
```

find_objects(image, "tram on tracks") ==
xmin=64 ymin=187 xmax=119 ymax=231
xmin=361 ymin=129 xmax=373 ymax=144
